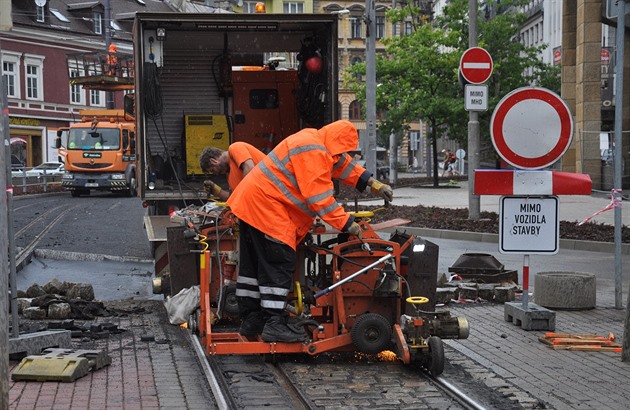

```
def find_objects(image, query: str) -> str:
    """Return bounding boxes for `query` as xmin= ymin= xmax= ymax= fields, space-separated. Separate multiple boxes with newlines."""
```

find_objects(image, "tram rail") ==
xmin=190 ymin=332 xmax=489 ymax=410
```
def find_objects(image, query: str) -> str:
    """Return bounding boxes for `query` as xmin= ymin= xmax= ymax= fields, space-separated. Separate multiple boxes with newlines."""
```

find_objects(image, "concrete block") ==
xmin=17 ymin=298 xmax=32 ymax=314
xmin=9 ymin=330 xmax=72 ymax=359
xmin=23 ymin=307 xmax=46 ymax=320
xmin=504 ymin=302 xmax=556 ymax=331
xmin=436 ymin=287 xmax=458 ymax=304
xmin=494 ymin=286 xmax=516 ymax=303
xmin=458 ymin=286 xmax=478 ymax=301
xmin=48 ymin=303 xmax=72 ymax=319
xmin=478 ymin=284 xmax=495 ymax=302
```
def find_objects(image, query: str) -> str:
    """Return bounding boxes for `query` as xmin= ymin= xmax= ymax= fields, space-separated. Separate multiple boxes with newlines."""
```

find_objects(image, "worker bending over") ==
xmin=199 ymin=142 xmax=265 ymax=201
xmin=227 ymin=120 xmax=393 ymax=343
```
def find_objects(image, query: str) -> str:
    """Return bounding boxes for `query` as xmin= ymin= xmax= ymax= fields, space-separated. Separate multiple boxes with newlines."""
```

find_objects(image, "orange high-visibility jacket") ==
xmin=228 ymin=120 xmax=370 ymax=250
xmin=227 ymin=142 xmax=265 ymax=191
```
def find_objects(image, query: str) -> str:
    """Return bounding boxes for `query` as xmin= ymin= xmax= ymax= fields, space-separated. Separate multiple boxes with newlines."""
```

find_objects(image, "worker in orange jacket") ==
xmin=227 ymin=120 xmax=393 ymax=343
xmin=199 ymin=142 xmax=266 ymax=201
xmin=107 ymin=43 xmax=118 ymax=75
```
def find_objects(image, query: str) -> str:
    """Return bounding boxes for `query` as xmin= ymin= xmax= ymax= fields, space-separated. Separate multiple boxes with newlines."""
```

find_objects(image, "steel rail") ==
xmin=15 ymin=204 xmax=79 ymax=268
xmin=426 ymin=370 xmax=488 ymax=410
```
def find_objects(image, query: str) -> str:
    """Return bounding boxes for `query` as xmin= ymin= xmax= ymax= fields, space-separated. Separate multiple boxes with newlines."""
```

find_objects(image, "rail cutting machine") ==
xmin=185 ymin=206 xmax=468 ymax=376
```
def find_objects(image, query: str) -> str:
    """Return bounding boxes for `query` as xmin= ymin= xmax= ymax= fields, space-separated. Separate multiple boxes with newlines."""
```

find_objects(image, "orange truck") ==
xmin=56 ymin=108 xmax=137 ymax=197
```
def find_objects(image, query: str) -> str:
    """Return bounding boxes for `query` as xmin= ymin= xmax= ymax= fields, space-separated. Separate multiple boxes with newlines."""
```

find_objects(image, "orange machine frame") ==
xmin=196 ymin=215 xmax=417 ymax=361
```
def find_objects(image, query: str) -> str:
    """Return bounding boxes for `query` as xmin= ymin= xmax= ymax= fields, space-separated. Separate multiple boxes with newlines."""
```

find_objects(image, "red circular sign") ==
xmin=459 ymin=47 xmax=493 ymax=84
xmin=490 ymin=87 xmax=573 ymax=170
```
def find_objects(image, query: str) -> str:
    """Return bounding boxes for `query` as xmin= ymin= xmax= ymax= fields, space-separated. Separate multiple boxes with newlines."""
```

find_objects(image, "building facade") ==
xmin=1 ymin=0 xmax=175 ymax=167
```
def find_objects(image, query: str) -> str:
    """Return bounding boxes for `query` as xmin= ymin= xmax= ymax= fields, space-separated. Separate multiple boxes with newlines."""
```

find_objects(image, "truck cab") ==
xmin=59 ymin=109 xmax=137 ymax=197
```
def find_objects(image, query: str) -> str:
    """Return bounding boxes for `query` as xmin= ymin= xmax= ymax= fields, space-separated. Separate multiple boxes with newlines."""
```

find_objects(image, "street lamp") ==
xmin=364 ymin=0 xmax=377 ymax=176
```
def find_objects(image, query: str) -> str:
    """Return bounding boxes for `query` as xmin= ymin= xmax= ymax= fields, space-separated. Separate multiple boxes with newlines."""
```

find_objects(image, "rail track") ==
xmin=189 ymin=332 xmax=489 ymax=410
xmin=11 ymin=198 xmax=79 ymax=270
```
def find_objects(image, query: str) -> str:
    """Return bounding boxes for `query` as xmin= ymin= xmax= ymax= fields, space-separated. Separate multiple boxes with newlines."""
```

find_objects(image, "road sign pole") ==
xmin=468 ymin=0 xmax=480 ymax=220
xmin=522 ymin=254 xmax=529 ymax=310
xmin=614 ymin=0 xmax=630 ymax=363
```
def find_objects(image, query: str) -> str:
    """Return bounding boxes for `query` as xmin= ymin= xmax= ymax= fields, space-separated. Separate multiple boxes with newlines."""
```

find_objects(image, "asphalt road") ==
xmin=13 ymin=191 xmax=151 ymax=259
xmin=12 ymin=191 xmax=155 ymax=300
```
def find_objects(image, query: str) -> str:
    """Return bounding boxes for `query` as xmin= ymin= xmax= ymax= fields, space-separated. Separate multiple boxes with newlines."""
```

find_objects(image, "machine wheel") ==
xmin=221 ymin=285 xmax=239 ymax=317
xmin=351 ymin=313 xmax=392 ymax=354
xmin=426 ymin=336 xmax=445 ymax=376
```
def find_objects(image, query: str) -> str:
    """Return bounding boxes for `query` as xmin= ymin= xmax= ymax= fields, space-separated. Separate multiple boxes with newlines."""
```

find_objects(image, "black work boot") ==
xmin=239 ymin=311 xmax=265 ymax=337
xmin=262 ymin=316 xmax=308 ymax=343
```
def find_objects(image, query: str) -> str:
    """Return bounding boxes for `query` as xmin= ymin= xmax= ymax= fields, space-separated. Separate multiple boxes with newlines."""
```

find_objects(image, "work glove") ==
xmin=371 ymin=180 xmax=393 ymax=202
xmin=203 ymin=180 xmax=222 ymax=197
xmin=346 ymin=221 xmax=362 ymax=238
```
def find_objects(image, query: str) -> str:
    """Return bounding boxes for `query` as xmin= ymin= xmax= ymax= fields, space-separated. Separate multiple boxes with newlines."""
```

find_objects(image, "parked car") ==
xmin=356 ymin=159 xmax=390 ymax=180
xmin=25 ymin=162 xmax=66 ymax=177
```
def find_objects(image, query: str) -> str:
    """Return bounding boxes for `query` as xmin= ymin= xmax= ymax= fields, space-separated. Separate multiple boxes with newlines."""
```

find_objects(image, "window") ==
xmin=2 ymin=53 xmax=20 ymax=98
xmin=376 ymin=15 xmax=385 ymax=39
xmin=405 ymin=21 xmax=413 ymax=35
xmin=50 ymin=9 xmax=70 ymax=23
xmin=94 ymin=12 xmax=102 ymax=34
xmin=283 ymin=2 xmax=303 ymax=13
xmin=392 ymin=23 xmax=399 ymax=37
xmin=24 ymin=56 xmax=45 ymax=101
xmin=349 ymin=100 xmax=362 ymax=120
xmin=243 ymin=1 xmax=258 ymax=13
xmin=36 ymin=6 xmax=45 ymax=22
xmin=69 ymin=69 xmax=85 ymax=105
xmin=351 ymin=56 xmax=362 ymax=81
xmin=351 ymin=16 xmax=363 ymax=39
xmin=68 ymin=128 xmax=120 ymax=151
xmin=90 ymin=90 xmax=105 ymax=106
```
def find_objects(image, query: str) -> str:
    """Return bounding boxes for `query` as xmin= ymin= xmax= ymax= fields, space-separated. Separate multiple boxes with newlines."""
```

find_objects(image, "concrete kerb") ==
xmin=378 ymin=226 xmax=630 ymax=254
xmin=33 ymin=248 xmax=153 ymax=264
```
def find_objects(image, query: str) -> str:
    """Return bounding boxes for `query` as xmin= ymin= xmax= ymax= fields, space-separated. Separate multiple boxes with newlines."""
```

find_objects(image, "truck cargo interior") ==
xmin=134 ymin=14 xmax=338 ymax=214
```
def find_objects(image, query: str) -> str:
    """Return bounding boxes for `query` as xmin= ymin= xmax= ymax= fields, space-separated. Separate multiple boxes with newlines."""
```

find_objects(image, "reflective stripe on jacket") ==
xmin=228 ymin=120 xmax=369 ymax=249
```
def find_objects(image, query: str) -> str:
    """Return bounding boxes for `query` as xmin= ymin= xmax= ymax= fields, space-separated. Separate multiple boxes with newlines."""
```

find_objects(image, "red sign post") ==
xmin=459 ymin=47 xmax=493 ymax=84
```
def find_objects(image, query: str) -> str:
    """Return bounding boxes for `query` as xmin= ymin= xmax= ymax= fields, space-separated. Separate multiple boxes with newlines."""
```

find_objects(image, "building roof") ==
xmin=10 ymin=0 xmax=177 ymax=44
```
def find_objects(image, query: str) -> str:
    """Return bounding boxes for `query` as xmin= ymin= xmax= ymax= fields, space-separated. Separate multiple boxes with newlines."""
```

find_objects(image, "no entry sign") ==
xmin=490 ymin=87 xmax=573 ymax=170
xmin=460 ymin=47 xmax=493 ymax=84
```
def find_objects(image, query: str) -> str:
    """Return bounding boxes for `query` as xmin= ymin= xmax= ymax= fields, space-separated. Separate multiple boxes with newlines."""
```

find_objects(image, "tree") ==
xmin=346 ymin=0 xmax=560 ymax=187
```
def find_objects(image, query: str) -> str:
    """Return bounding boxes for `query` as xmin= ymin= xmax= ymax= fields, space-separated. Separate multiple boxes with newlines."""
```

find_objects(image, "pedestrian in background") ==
xmin=441 ymin=149 xmax=459 ymax=177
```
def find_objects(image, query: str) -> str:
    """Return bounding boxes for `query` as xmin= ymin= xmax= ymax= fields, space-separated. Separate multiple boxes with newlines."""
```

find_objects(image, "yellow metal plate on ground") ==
xmin=12 ymin=356 xmax=91 ymax=382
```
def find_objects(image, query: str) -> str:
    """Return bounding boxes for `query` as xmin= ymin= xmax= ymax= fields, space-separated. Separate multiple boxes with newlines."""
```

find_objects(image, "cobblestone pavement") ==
xmin=446 ymin=302 xmax=630 ymax=410
xmin=9 ymin=301 xmax=216 ymax=410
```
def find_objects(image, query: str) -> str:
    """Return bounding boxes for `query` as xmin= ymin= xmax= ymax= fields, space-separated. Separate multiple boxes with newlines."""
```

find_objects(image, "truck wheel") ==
xmin=127 ymin=176 xmax=137 ymax=197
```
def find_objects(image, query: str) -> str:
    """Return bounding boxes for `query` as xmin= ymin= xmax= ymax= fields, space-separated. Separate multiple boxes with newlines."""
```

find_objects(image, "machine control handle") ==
xmin=313 ymin=254 xmax=393 ymax=300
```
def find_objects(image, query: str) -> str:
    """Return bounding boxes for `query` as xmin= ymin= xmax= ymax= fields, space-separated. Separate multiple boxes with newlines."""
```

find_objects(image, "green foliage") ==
xmin=345 ymin=0 xmax=560 ymax=158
